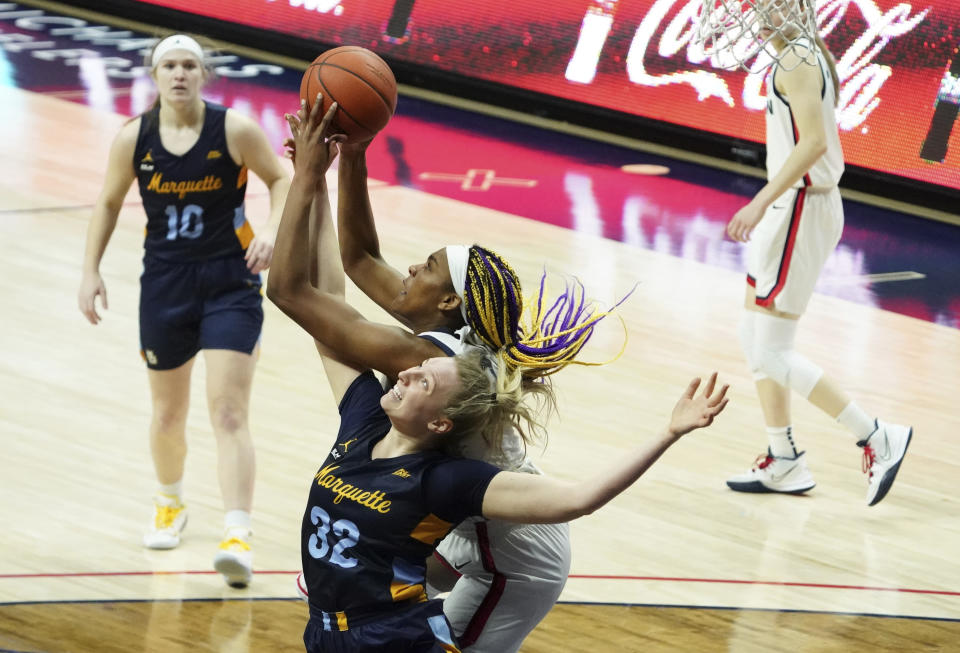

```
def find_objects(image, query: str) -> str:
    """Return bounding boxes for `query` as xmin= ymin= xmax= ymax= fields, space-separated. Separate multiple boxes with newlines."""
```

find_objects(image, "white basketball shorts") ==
xmin=434 ymin=519 xmax=571 ymax=653
xmin=747 ymin=186 xmax=843 ymax=315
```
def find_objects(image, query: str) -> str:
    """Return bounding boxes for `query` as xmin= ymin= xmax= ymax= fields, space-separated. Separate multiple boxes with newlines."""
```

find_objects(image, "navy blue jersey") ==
xmin=134 ymin=102 xmax=253 ymax=262
xmin=301 ymin=372 xmax=499 ymax=622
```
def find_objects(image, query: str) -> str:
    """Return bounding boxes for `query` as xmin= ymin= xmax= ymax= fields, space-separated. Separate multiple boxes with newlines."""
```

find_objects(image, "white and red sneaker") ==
xmin=859 ymin=420 xmax=912 ymax=506
xmin=726 ymin=449 xmax=816 ymax=494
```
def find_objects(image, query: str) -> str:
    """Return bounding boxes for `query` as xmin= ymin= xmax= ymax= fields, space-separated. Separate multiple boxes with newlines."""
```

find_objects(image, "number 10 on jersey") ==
xmin=165 ymin=204 xmax=205 ymax=240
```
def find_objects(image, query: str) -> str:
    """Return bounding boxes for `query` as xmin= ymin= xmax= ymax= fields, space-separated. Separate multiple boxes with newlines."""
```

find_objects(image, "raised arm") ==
xmin=78 ymin=119 xmax=139 ymax=324
xmin=482 ymin=374 xmax=729 ymax=523
xmin=225 ymin=109 xmax=291 ymax=273
xmin=304 ymin=152 xmax=363 ymax=392
xmin=267 ymin=99 xmax=441 ymax=400
xmin=336 ymin=143 xmax=410 ymax=326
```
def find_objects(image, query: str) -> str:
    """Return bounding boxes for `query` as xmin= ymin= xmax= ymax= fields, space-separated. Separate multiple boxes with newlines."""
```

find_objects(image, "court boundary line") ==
xmin=561 ymin=600 xmax=960 ymax=623
xmin=2 ymin=570 xmax=957 ymax=597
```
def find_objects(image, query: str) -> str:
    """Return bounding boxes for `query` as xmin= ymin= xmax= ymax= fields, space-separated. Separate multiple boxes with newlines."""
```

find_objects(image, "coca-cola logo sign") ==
xmin=126 ymin=0 xmax=960 ymax=190
xmin=573 ymin=0 xmax=928 ymax=131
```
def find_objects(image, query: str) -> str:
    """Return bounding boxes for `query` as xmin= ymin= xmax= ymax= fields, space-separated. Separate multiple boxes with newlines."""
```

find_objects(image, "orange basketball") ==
xmin=300 ymin=46 xmax=398 ymax=143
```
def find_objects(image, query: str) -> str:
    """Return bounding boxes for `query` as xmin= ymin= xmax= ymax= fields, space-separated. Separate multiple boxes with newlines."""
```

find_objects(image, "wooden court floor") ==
xmin=2 ymin=600 xmax=959 ymax=652
xmin=1 ymin=88 xmax=959 ymax=652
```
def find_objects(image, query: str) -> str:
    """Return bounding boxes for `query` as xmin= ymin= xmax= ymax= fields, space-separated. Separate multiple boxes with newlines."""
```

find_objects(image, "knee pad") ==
xmin=753 ymin=313 xmax=823 ymax=397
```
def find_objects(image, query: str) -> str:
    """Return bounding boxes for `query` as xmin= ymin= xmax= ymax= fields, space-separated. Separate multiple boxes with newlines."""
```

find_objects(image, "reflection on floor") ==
xmin=1 ymin=599 xmax=958 ymax=653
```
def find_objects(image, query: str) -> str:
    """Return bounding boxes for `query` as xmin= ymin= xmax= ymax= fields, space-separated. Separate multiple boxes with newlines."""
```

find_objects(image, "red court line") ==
xmin=2 ymin=571 xmax=957 ymax=597
xmin=568 ymin=575 xmax=960 ymax=597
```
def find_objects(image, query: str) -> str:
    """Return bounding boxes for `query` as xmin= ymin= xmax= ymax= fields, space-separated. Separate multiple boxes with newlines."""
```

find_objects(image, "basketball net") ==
xmin=693 ymin=0 xmax=818 ymax=73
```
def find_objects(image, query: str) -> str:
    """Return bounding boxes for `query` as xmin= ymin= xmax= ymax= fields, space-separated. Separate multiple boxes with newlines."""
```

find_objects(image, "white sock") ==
xmin=836 ymin=402 xmax=876 ymax=441
xmin=158 ymin=480 xmax=183 ymax=500
xmin=225 ymin=510 xmax=252 ymax=538
xmin=766 ymin=425 xmax=798 ymax=458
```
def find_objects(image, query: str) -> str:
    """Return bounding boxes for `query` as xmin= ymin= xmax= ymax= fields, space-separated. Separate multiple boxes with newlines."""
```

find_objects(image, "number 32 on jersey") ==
xmin=309 ymin=506 xmax=359 ymax=569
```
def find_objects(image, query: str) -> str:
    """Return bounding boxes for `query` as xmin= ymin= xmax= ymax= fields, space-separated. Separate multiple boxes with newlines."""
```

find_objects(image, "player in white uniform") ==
xmin=724 ymin=12 xmax=912 ymax=506
xmin=416 ymin=329 xmax=571 ymax=653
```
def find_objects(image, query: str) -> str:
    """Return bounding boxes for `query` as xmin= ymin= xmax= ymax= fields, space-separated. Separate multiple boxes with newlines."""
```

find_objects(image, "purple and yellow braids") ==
xmin=461 ymin=245 xmax=628 ymax=378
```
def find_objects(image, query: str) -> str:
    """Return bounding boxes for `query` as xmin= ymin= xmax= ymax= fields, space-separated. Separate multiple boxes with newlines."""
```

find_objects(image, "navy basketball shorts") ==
xmin=303 ymin=599 xmax=460 ymax=653
xmin=139 ymin=254 xmax=263 ymax=371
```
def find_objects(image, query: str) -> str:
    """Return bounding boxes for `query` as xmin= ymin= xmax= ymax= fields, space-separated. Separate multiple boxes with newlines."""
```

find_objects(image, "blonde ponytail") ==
xmin=444 ymin=348 xmax=556 ymax=458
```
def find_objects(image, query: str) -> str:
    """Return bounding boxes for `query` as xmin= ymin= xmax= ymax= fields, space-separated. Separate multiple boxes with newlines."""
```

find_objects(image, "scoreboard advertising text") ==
xmin=135 ymin=0 xmax=960 ymax=192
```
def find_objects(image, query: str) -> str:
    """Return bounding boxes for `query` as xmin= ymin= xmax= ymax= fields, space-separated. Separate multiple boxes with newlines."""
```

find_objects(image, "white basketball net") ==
xmin=694 ymin=0 xmax=818 ymax=73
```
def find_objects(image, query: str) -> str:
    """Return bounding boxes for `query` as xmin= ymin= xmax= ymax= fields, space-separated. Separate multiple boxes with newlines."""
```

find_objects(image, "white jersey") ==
xmin=765 ymin=38 xmax=844 ymax=188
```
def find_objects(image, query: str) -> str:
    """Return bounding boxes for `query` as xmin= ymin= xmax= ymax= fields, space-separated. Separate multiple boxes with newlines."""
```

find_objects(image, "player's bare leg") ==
xmin=205 ymin=347 xmax=258 ymax=588
xmin=144 ymin=359 xmax=194 ymax=549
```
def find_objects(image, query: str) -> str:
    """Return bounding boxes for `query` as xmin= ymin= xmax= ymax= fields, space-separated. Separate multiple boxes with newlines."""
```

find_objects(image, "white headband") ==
xmin=445 ymin=245 xmax=470 ymax=322
xmin=151 ymin=34 xmax=204 ymax=68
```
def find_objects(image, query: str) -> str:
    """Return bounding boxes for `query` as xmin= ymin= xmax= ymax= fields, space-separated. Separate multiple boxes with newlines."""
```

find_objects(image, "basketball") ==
xmin=300 ymin=46 xmax=398 ymax=143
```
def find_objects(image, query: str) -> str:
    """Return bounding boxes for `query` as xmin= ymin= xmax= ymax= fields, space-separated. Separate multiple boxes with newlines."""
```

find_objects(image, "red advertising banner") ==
xmin=134 ymin=0 xmax=960 ymax=191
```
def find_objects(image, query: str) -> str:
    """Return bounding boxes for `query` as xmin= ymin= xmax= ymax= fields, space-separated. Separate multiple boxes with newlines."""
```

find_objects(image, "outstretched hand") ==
xmin=668 ymin=372 xmax=729 ymax=438
xmin=283 ymin=94 xmax=345 ymax=182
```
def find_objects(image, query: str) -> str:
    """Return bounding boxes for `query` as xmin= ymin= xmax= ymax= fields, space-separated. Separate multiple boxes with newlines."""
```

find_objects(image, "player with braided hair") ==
xmin=278 ymin=134 xmax=622 ymax=651
xmin=460 ymin=246 xmax=623 ymax=378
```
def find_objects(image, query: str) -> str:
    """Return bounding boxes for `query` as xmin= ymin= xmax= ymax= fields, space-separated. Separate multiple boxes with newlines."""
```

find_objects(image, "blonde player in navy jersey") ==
xmin=268 ymin=96 xmax=729 ymax=653
xmin=296 ymin=109 xmax=632 ymax=651
xmin=724 ymin=1 xmax=912 ymax=505
xmin=281 ymin=95 xmax=636 ymax=650
xmin=77 ymin=34 xmax=290 ymax=587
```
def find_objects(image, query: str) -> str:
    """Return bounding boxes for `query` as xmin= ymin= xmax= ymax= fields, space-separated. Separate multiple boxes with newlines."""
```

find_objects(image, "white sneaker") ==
xmin=294 ymin=571 xmax=309 ymax=602
xmin=727 ymin=450 xmax=816 ymax=494
xmin=214 ymin=531 xmax=253 ymax=589
xmin=859 ymin=420 xmax=912 ymax=506
xmin=143 ymin=494 xmax=187 ymax=549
